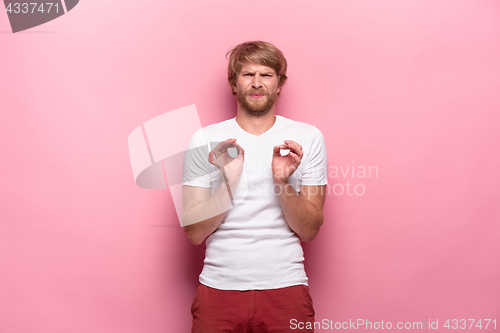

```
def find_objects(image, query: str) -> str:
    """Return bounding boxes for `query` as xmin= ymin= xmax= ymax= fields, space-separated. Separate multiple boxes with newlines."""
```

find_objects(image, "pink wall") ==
xmin=1 ymin=0 xmax=499 ymax=332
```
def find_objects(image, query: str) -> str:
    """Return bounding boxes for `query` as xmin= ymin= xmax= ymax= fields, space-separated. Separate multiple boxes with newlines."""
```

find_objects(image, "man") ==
xmin=182 ymin=41 xmax=328 ymax=332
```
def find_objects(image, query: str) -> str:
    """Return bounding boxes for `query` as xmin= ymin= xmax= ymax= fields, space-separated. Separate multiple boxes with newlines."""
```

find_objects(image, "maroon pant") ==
xmin=191 ymin=283 xmax=315 ymax=333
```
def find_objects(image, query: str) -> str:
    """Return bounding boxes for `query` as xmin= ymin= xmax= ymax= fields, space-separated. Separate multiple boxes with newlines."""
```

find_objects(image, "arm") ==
xmin=272 ymin=140 xmax=326 ymax=242
xmin=182 ymin=185 xmax=232 ymax=245
xmin=274 ymin=183 xmax=326 ymax=242
xmin=182 ymin=139 xmax=244 ymax=245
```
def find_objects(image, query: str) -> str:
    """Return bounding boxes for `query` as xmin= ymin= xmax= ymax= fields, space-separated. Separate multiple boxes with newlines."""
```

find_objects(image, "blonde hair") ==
xmin=226 ymin=41 xmax=288 ymax=95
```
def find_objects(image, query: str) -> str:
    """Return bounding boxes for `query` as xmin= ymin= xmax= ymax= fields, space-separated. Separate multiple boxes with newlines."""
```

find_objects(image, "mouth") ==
xmin=249 ymin=93 xmax=265 ymax=98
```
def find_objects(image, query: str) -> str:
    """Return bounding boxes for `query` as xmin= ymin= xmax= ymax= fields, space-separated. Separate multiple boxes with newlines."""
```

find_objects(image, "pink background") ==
xmin=1 ymin=0 xmax=499 ymax=332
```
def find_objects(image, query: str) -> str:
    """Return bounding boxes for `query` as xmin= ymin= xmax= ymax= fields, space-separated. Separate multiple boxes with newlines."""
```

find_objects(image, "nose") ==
xmin=252 ymin=73 xmax=263 ymax=89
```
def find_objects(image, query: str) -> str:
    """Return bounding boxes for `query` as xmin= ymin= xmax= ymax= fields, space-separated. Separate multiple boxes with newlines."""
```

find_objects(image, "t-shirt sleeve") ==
xmin=301 ymin=127 xmax=328 ymax=186
xmin=182 ymin=129 xmax=212 ymax=188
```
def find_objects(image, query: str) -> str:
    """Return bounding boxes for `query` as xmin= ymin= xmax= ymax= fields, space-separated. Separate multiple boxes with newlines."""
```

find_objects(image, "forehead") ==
xmin=239 ymin=62 xmax=276 ymax=74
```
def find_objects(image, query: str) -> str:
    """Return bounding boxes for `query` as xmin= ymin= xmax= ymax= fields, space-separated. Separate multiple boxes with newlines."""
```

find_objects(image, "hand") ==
xmin=209 ymin=139 xmax=245 ymax=187
xmin=272 ymin=140 xmax=303 ymax=184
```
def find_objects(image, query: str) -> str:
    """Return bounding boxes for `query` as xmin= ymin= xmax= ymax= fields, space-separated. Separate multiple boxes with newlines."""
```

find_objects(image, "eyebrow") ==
xmin=241 ymin=71 xmax=275 ymax=75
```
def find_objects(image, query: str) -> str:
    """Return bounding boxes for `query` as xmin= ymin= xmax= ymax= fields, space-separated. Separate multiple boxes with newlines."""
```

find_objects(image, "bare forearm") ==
xmin=182 ymin=183 xmax=233 ymax=245
xmin=183 ymin=139 xmax=245 ymax=245
xmin=275 ymin=182 xmax=324 ymax=242
xmin=183 ymin=212 xmax=226 ymax=246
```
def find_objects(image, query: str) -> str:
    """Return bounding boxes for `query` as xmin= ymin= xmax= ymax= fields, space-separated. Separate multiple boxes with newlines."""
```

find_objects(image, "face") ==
xmin=233 ymin=62 xmax=281 ymax=116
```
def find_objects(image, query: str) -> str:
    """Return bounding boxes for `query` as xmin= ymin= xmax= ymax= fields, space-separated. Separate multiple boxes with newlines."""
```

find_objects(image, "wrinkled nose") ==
xmin=252 ymin=74 xmax=263 ymax=88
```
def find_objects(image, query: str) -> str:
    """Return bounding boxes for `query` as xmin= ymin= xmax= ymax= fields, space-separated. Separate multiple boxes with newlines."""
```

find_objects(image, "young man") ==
xmin=182 ymin=41 xmax=328 ymax=332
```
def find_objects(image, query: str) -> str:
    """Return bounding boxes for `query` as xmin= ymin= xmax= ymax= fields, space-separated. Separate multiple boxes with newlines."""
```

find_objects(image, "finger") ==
xmin=284 ymin=141 xmax=303 ymax=158
xmin=215 ymin=139 xmax=237 ymax=151
xmin=209 ymin=147 xmax=224 ymax=164
xmin=284 ymin=142 xmax=303 ymax=158
xmin=273 ymin=145 xmax=282 ymax=156
xmin=233 ymin=142 xmax=242 ymax=154
xmin=284 ymin=140 xmax=302 ymax=151
xmin=209 ymin=149 xmax=221 ymax=163
xmin=224 ymin=138 xmax=237 ymax=149
xmin=288 ymin=151 xmax=302 ymax=165
xmin=209 ymin=150 xmax=215 ymax=164
xmin=285 ymin=140 xmax=302 ymax=152
xmin=218 ymin=142 xmax=234 ymax=151
xmin=221 ymin=138 xmax=236 ymax=145
xmin=236 ymin=144 xmax=246 ymax=160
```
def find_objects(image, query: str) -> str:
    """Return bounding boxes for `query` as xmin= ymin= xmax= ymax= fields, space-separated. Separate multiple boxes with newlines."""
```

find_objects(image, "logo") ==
xmin=4 ymin=0 xmax=79 ymax=33
xmin=127 ymin=105 xmax=249 ymax=227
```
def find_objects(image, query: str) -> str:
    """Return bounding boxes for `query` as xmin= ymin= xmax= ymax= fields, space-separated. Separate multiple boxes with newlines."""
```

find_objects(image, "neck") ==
xmin=235 ymin=105 xmax=277 ymax=136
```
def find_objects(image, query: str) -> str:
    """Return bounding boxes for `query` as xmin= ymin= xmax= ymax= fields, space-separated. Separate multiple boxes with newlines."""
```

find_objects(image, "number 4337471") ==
xmin=443 ymin=319 xmax=496 ymax=330
xmin=6 ymin=3 xmax=59 ymax=14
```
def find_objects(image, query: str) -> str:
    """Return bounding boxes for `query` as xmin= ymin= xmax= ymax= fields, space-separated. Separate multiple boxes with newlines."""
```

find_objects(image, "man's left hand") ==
xmin=272 ymin=140 xmax=303 ymax=184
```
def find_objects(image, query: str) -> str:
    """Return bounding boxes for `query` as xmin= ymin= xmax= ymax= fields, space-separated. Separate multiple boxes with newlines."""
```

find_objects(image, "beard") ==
xmin=237 ymin=89 xmax=277 ymax=116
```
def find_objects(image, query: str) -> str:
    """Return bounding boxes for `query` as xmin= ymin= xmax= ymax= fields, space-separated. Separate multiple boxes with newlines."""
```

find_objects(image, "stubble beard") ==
xmin=237 ymin=90 xmax=277 ymax=117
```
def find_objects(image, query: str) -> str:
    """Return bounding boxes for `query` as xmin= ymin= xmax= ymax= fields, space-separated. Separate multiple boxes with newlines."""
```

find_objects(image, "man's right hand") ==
xmin=208 ymin=139 xmax=245 ymax=188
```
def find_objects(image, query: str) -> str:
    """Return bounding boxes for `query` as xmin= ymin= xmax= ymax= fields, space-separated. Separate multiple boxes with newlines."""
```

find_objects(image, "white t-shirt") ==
xmin=182 ymin=115 xmax=328 ymax=290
